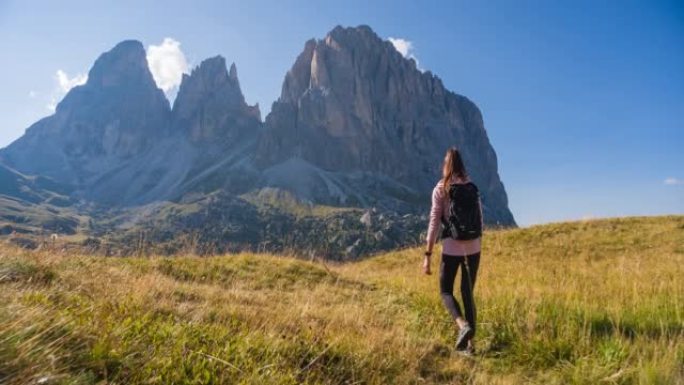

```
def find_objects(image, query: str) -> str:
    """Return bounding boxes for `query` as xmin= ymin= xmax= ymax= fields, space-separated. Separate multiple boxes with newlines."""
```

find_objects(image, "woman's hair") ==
xmin=441 ymin=147 xmax=468 ymax=195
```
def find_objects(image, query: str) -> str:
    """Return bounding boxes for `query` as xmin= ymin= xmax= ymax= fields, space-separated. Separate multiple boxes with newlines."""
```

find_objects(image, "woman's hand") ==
xmin=422 ymin=252 xmax=432 ymax=275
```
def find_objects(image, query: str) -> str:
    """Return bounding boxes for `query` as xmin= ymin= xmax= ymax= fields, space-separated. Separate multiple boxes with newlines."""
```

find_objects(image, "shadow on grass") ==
xmin=589 ymin=314 xmax=684 ymax=340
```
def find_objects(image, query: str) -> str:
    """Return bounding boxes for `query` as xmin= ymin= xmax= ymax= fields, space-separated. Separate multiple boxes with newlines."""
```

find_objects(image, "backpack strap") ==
xmin=439 ymin=185 xmax=450 ymax=239
xmin=440 ymin=215 xmax=450 ymax=239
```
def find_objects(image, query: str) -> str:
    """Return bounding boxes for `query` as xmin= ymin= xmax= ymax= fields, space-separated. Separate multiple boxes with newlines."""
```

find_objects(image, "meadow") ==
xmin=1 ymin=215 xmax=682 ymax=384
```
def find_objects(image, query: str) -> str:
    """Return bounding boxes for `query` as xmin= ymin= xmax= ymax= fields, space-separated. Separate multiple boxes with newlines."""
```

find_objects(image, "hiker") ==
xmin=423 ymin=147 xmax=484 ymax=356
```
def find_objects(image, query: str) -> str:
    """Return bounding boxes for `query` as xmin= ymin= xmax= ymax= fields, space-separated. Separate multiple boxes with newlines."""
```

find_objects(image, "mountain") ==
xmin=164 ymin=56 xmax=262 ymax=196
xmin=0 ymin=40 xmax=171 ymax=188
xmin=0 ymin=25 xmax=516 ymax=257
xmin=83 ymin=55 xmax=263 ymax=204
xmin=257 ymin=25 xmax=514 ymax=225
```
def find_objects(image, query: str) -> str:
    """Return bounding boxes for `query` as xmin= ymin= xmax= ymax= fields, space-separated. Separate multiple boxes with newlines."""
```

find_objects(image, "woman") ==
xmin=423 ymin=147 xmax=483 ymax=355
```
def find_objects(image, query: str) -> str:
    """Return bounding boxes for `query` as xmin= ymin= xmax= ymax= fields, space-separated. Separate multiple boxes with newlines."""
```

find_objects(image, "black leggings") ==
xmin=439 ymin=252 xmax=481 ymax=334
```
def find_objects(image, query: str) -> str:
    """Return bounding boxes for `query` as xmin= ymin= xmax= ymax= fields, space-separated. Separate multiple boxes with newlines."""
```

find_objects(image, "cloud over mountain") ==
xmin=146 ymin=37 xmax=189 ymax=94
xmin=47 ymin=69 xmax=88 ymax=111
xmin=388 ymin=37 xmax=421 ymax=70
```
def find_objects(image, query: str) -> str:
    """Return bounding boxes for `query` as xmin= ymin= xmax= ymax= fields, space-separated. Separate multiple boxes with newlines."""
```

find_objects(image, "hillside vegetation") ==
xmin=1 ymin=216 xmax=683 ymax=384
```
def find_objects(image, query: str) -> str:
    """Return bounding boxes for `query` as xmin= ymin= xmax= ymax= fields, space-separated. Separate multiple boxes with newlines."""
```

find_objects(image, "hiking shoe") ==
xmin=457 ymin=345 xmax=475 ymax=357
xmin=455 ymin=324 xmax=474 ymax=351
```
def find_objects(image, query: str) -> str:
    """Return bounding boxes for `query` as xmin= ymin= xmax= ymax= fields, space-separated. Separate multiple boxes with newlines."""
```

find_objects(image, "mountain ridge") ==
xmin=0 ymin=25 xmax=515 ymax=258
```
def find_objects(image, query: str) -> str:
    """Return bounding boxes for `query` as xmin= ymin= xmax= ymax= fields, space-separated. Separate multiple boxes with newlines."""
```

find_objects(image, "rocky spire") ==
xmin=229 ymin=62 xmax=238 ymax=81
xmin=171 ymin=56 xmax=261 ymax=143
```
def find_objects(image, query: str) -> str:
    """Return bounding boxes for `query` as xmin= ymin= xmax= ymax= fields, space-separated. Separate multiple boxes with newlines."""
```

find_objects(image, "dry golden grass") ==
xmin=1 ymin=215 xmax=683 ymax=384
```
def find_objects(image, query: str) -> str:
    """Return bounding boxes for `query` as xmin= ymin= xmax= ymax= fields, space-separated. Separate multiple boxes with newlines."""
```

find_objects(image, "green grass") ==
xmin=240 ymin=188 xmax=358 ymax=218
xmin=0 ymin=196 xmax=86 ymax=236
xmin=1 ymin=215 xmax=683 ymax=384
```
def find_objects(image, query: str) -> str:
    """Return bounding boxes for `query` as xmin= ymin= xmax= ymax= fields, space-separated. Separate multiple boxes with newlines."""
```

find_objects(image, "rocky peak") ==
xmin=172 ymin=56 xmax=261 ymax=143
xmin=85 ymin=40 xmax=157 ymax=90
xmin=290 ymin=25 xmax=421 ymax=90
xmin=57 ymin=39 xmax=168 ymax=114
xmin=259 ymin=25 xmax=442 ymax=169
xmin=173 ymin=56 xmax=241 ymax=110
xmin=278 ymin=39 xmax=316 ymax=104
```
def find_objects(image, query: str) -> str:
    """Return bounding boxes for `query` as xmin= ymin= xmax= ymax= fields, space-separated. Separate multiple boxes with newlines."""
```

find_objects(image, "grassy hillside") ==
xmin=1 ymin=216 xmax=682 ymax=384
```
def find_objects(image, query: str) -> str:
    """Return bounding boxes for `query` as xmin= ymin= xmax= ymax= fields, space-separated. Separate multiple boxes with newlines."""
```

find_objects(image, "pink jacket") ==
xmin=426 ymin=177 xmax=482 ymax=256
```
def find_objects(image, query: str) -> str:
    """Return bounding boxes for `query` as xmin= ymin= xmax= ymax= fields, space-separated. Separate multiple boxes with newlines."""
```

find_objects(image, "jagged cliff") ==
xmin=257 ymin=26 xmax=514 ymax=224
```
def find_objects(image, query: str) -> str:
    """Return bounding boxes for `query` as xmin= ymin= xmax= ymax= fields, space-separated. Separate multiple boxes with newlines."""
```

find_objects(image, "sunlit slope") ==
xmin=1 ymin=215 xmax=682 ymax=384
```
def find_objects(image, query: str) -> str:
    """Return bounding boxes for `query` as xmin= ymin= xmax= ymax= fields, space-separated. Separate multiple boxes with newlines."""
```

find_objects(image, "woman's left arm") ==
xmin=424 ymin=186 xmax=443 ymax=274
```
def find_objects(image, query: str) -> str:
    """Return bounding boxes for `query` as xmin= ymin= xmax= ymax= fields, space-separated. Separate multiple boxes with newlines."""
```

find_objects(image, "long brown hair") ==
xmin=441 ymin=147 xmax=468 ymax=195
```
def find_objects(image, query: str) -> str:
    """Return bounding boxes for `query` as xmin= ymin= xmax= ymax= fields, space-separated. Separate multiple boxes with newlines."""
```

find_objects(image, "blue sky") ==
xmin=0 ymin=0 xmax=682 ymax=225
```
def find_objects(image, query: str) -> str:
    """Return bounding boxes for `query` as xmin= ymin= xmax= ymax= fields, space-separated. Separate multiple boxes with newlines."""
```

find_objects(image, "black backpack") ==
xmin=441 ymin=182 xmax=482 ymax=241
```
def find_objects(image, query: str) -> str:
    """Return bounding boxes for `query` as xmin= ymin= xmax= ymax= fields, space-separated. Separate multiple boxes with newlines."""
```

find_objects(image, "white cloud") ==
xmin=28 ymin=90 xmax=38 ymax=98
xmin=664 ymin=177 xmax=684 ymax=186
xmin=55 ymin=70 xmax=87 ymax=92
xmin=46 ymin=98 xmax=57 ymax=112
xmin=388 ymin=37 xmax=422 ymax=71
xmin=44 ymin=69 xmax=88 ymax=111
xmin=146 ymin=38 xmax=188 ymax=94
xmin=388 ymin=37 xmax=413 ymax=57
xmin=41 ymin=37 xmax=188 ymax=112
